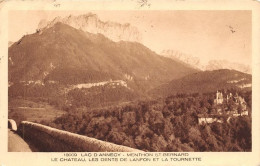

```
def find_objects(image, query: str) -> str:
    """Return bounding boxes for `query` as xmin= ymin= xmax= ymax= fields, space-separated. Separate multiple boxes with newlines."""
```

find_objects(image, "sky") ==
xmin=9 ymin=10 xmax=251 ymax=65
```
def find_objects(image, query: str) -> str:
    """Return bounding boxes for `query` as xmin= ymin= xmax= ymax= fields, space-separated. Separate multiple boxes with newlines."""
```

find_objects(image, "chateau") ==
xmin=198 ymin=91 xmax=249 ymax=125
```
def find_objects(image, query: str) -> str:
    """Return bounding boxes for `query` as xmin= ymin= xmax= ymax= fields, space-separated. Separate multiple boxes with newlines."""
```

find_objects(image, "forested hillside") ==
xmin=41 ymin=89 xmax=251 ymax=152
xmin=151 ymin=69 xmax=252 ymax=97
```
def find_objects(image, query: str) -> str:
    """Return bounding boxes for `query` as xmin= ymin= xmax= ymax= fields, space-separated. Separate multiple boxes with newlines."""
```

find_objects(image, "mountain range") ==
xmin=12 ymin=13 xmax=252 ymax=75
xmin=9 ymin=16 xmax=252 ymax=108
xmin=161 ymin=49 xmax=251 ymax=74
xmin=8 ymin=22 xmax=198 ymax=107
xmin=9 ymin=22 xmax=197 ymax=87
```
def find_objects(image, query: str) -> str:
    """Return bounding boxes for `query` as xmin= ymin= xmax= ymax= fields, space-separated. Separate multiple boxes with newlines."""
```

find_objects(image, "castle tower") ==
xmin=215 ymin=91 xmax=223 ymax=104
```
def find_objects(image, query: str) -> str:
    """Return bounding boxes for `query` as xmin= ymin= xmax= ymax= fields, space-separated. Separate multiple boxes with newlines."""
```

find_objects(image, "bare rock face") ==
xmin=38 ymin=13 xmax=142 ymax=43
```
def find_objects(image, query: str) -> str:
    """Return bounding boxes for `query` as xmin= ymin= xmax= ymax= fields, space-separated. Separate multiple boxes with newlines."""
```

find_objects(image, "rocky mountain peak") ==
xmin=38 ymin=13 xmax=142 ymax=43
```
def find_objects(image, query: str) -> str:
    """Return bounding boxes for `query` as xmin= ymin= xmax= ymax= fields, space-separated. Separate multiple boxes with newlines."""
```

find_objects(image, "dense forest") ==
xmin=41 ymin=89 xmax=251 ymax=152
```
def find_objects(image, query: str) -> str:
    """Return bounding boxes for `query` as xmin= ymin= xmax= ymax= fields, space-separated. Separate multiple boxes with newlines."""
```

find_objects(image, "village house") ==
xmin=198 ymin=114 xmax=223 ymax=125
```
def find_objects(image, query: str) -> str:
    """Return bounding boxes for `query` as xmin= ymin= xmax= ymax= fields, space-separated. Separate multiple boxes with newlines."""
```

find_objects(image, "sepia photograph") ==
xmin=7 ymin=10 xmax=252 ymax=152
xmin=1 ymin=0 xmax=260 ymax=165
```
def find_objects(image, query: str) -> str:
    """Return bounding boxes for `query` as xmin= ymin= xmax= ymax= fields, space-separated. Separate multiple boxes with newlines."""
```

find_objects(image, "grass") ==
xmin=8 ymin=98 xmax=65 ymax=126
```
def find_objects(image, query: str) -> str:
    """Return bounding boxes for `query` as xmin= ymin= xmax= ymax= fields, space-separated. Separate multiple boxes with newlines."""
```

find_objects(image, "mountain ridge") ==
xmin=38 ymin=13 xmax=142 ymax=43
xmin=150 ymin=69 xmax=252 ymax=97
xmin=9 ymin=22 xmax=198 ymax=106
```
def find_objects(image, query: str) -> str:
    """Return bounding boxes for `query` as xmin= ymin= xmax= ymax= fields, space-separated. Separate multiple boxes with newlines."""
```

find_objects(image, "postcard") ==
xmin=0 ymin=0 xmax=260 ymax=165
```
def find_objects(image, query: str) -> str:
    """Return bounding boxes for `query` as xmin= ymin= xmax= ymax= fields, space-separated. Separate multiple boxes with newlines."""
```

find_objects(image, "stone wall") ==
xmin=8 ymin=119 xmax=17 ymax=131
xmin=18 ymin=121 xmax=143 ymax=152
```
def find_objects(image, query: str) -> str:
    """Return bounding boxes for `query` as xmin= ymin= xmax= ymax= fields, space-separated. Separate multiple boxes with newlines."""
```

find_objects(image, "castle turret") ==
xmin=214 ymin=91 xmax=223 ymax=104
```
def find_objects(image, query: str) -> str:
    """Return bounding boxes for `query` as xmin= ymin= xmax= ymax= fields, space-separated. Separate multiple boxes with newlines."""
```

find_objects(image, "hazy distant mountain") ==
xmin=9 ymin=22 xmax=197 ymax=105
xmin=38 ymin=13 xmax=142 ymax=43
xmin=150 ymin=69 xmax=252 ymax=97
xmin=161 ymin=49 xmax=251 ymax=74
xmin=160 ymin=49 xmax=202 ymax=70
xmin=205 ymin=60 xmax=251 ymax=74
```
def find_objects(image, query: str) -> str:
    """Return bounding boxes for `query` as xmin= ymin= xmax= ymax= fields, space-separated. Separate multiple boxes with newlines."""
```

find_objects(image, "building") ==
xmin=197 ymin=91 xmax=249 ymax=125
xmin=198 ymin=114 xmax=223 ymax=125
xmin=214 ymin=91 xmax=223 ymax=104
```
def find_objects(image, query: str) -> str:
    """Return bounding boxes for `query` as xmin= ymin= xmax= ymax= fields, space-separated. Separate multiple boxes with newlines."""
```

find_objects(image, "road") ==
xmin=8 ymin=129 xmax=37 ymax=152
